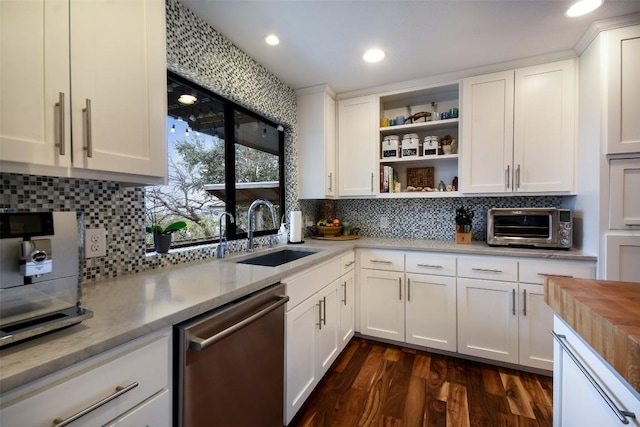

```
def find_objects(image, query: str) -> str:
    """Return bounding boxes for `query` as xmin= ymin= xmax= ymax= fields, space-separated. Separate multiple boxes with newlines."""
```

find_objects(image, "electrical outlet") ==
xmin=379 ymin=216 xmax=389 ymax=229
xmin=85 ymin=228 xmax=107 ymax=258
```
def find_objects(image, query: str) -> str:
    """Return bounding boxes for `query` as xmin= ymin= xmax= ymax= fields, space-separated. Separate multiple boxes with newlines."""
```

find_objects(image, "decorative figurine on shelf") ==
xmin=452 ymin=176 xmax=458 ymax=191
xmin=437 ymin=180 xmax=447 ymax=192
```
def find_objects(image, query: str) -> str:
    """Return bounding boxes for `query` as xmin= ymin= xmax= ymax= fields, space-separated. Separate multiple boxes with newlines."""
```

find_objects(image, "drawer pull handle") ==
xmin=417 ymin=264 xmax=443 ymax=269
xmin=537 ymin=273 xmax=574 ymax=278
xmin=371 ymin=260 xmax=392 ymax=264
xmin=344 ymin=260 xmax=355 ymax=268
xmin=552 ymin=332 xmax=636 ymax=424
xmin=472 ymin=268 xmax=503 ymax=273
xmin=53 ymin=382 xmax=139 ymax=427
xmin=624 ymin=224 xmax=640 ymax=227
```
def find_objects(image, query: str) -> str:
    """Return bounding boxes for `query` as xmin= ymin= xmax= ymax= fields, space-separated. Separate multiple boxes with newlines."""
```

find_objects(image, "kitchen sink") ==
xmin=235 ymin=248 xmax=318 ymax=267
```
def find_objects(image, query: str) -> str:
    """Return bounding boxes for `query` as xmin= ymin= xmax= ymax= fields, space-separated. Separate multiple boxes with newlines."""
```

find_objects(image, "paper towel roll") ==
xmin=289 ymin=211 xmax=302 ymax=243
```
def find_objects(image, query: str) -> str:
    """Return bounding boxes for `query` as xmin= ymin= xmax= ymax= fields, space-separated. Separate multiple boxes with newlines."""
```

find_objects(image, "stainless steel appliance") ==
xmin=0 ymin=212 xmax=92 ymax=347
xmin=175 ymin=283 xmax=289 ymax=427
xmin=487 ymin=207 xmax=573 ymax=249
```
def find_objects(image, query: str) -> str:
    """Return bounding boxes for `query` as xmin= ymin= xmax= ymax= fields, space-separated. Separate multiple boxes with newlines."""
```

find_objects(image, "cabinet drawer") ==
xmin=405 ymin=252 xmax=456 ymax=276
xmin=520 ymin=260 xmax=595 ymax=284
xmin=358 ymin=249 xmax=404 ymax=272
xmin=340 ymin=251 xmax=356 ymax=276
xmin=284 ymin=257 xmax=341 ymax=309
xmin=0 ymin=333 xmax=170 ymax=427
xmin=609 ymin=158 xmax=640 ymax=229
xmin=458 ymin=256 xmax=518 ymax=282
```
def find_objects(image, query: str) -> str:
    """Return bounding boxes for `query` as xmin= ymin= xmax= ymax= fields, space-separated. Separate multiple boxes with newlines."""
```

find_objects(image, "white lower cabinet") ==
xmin=405 ymin=273 xmax=457 ymax=351
xmin=359 ymin=268 xmax=405 ymax=341
xmin=553 ymin=315 xmax=640 ymax=427
xmin=605 ymin=234 xmax=640 ymax=282
xmin=457 ymin=277 xmax=520 ymax=364
xmin=0 ymin=329 xmax=171 ymax=427
xmin=284 ymin=252 xmax=353 ymax=425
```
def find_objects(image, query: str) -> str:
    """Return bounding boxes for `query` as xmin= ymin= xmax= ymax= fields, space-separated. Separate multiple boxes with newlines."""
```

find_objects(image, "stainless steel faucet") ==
xmin=247 ymin=199 xmax=277 ymax=252
xmin=216 ymin=212 xmax=235 ymax=258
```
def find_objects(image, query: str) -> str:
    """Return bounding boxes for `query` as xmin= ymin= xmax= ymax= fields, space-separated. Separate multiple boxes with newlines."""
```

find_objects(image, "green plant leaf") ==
xmin=163 ymin=221 xmax=187 ymax=233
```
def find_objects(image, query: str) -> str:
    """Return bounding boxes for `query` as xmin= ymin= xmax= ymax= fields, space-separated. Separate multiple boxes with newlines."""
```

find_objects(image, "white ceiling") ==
xmin=181 ymin=0 xmax=640 ymax=94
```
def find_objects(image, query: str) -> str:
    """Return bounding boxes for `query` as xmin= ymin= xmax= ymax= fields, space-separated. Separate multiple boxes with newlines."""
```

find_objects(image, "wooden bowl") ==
xmin=317 ymin=225 xmax=343 ymax=237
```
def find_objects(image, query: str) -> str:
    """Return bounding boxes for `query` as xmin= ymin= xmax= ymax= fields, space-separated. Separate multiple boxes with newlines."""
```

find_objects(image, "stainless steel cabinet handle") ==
xmin=552 ymin=332 xmax=637 ymax=424
xmin=190 ymin=295 xmax=289 ymax=350
xmin=516 ymin=164 xmax=521 ymax=189
xmin=537 ymin=273 xmax=574 ymax=278
xmin=371 ymin=260 xmax=392 ymax=264
xmin=371 ymin=173 xmax=374 ymax=192
xmin=512 ymin=289 xmax=516 ymax=315
xmin=322 ymin=296 xmax=326 ymax=326
xmin=624 ymin=224 xmax=640 ymax=227
xmin=342 ymin=282 xmax=347 ymax=305
xmin=505 ymin=165 xmax=510 ymax=190
xmin=523 ymin=289 xmax=527 ymax=317
xmin=472 ymin=268 xmax=503 ymax=273
xmin=407 ymin=278 xmax=411 ymax=302
xmin=328 ymin=173 xmax=333 ymax=193
xmin=53 ymin=382 xmax=139 ymax=427
xmin=417 ymin=263 xmax=443 ymax=269
xmin=317 ymin=300 xmax=322 ymax=330
xmin=344 ymin=260 xmax=355 ymax=268
xmin=399 ymin=277 xmax=402 ymax=300
xmin=83 ymin=98 xmax=93 ymax=158
xmin=55 ymin=92 xmax=65 ymax=155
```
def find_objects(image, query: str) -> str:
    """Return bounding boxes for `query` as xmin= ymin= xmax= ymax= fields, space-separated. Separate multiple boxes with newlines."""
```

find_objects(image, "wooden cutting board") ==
xmin=310 ymin=235 xmax=361 ymax=241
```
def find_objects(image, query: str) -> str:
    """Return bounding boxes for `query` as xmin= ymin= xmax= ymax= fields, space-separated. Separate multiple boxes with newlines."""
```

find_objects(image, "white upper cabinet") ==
xmin=0 ymin=0 xmax=167 ymax=184
xmin=338 ymin=95 xmax=377 ymax=196
xmin=0 ymin=0 xmax=71 ymax=168
xmin=460 ymin=70 xmax=514 ymax=193
xmin=606 ymin=25 xmax=640 ymax=154
xmin=461 ymin=59 xmax=576 ymax=194
xmin=297 ymin=85 xmax=337 ymax=199
xmin=609 ymin=158 xmax=640 ymax=229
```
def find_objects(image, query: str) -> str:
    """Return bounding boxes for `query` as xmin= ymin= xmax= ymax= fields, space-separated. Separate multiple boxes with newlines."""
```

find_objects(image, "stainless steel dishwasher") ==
xmin=175 ymin=283 xmax=289 ymax=427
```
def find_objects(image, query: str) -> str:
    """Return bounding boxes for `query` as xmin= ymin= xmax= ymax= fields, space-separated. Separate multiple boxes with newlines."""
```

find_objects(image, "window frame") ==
xmin=153 ymin=71 xmax=286 ymax=250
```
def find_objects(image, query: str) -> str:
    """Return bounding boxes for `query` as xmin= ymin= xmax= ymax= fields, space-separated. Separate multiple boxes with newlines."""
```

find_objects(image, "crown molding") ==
xmin=574 ymin=12 xmax=640 ymax=55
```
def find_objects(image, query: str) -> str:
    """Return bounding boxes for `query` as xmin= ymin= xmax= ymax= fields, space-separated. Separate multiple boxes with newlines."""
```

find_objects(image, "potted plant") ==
xmin=145 ymin=221 xmax=187 ymax=253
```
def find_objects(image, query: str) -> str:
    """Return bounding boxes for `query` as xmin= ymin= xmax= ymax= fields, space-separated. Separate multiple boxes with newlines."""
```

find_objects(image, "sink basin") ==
xmin=236 ymin=249 xmax=318 ymax=267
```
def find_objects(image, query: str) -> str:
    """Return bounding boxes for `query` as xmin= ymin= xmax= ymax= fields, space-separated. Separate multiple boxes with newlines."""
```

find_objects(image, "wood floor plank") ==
xmin=499 ymin=372 xmax=536 ymax=419
xmin=289 ymin=339 xmax=553 ymax=427
xmin=446 ymin=382 xmax=471 ymax=427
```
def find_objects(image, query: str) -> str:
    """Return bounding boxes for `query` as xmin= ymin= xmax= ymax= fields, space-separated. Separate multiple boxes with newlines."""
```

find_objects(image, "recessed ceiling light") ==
xmin=566 ymin=0 xmax=603 ymax=17
xmin=178 ymin=94 xmax=197 ymax=105
xmin=265 ymin=34 xmax=280 ymax=46
xmin=363 ymin=49 xmax=385 ymax=63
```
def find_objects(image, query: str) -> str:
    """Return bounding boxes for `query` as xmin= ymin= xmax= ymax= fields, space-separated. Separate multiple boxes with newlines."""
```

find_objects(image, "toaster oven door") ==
xmin=488 ymin=209 xmax=558 ymax=247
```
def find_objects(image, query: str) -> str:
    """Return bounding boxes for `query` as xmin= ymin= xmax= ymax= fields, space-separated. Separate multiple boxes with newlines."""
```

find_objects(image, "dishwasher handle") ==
xmin=189 ymin=294 xmax=289 ymax=351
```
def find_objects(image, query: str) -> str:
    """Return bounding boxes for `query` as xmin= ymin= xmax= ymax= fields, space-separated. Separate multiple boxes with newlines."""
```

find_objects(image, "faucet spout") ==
xmin=217 ymin=212 xmax=235 ymax=258
xmin=247 ymin=199 xmax=278 ymax=252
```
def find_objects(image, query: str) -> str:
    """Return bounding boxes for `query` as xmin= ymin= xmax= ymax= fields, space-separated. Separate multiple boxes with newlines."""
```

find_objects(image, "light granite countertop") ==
xmin=0 ymin=238 xmax=596 ymax=394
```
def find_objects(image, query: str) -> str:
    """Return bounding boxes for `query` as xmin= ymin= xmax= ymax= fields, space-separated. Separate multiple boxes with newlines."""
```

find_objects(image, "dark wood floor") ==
xmin=289 ymin=338 xmax=553 ymax=427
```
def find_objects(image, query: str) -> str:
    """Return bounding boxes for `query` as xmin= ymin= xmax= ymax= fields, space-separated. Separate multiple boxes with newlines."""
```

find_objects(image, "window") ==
xmin=145 ymin=72 xmax=285 ymax=250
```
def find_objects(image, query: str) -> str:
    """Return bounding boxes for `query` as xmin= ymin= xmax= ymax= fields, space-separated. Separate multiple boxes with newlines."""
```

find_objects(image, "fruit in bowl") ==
xmin=317 ymin=225 xmax=343 ymax=237
xmin=316 ymin=218 xmax=343 ymax=237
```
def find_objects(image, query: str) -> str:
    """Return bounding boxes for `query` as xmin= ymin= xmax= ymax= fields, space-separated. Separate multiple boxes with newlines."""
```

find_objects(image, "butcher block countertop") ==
xmin=545 ymin=277 xmax=640 ymax=393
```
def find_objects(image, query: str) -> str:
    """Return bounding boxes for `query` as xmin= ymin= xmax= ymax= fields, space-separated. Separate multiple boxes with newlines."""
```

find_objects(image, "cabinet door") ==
xmin=297 ymin=87 xmax=337 ymax=199
xmin=461 ymin=70 xmax=514 ymax=193
xmin=338 ymin=95 xmax=377 ymax=196
xmin=285 ymin=296 xmax=318 ymax=425
xmin=513 ymin=59 xmax=576 ymax=193
xmin=553 ymin=316 xmax=640 ymax=427
xmin=457 ymin=277 xmax=519 ymax=363
xmin=338 ymin=270 xmax=355 ymax=351
xmin=519 ymin=283 xmax=553 ymax=370
xmin=317 ymin=280 xmax=340 ymax=377
xmin=610 ymin=158 xmax=640 ymax=229
xmin=405 ymin=273 xmax=457 ymax=352
xmin=605 ymin=234 xmax=640 ymax=282
xmin=69 ymin=0 xmax=166 ymax=179
xmin=0 ymin=0 xmax=71 ymax=167
xmin=607 ymin=25 xmax=640 ymax=154
xmin=359 ymin=269 xmax=404 ymax=341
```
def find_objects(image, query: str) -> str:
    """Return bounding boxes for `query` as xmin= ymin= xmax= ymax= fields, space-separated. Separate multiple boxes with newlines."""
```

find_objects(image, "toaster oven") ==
xmin=487 ymin=208 xmax=573 ymax=249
